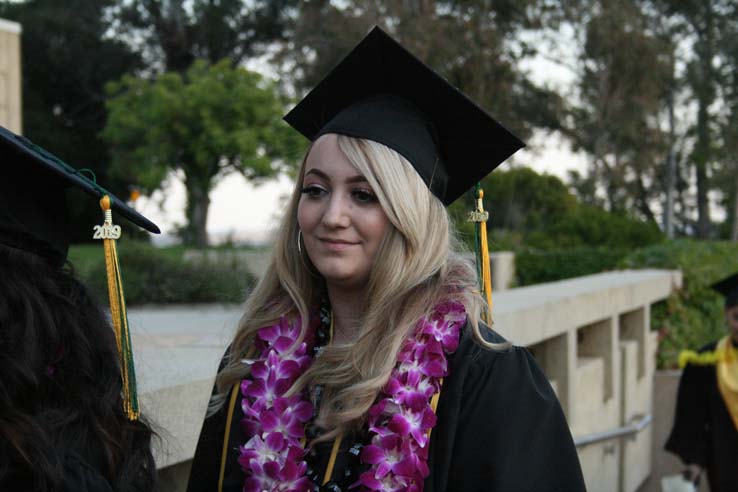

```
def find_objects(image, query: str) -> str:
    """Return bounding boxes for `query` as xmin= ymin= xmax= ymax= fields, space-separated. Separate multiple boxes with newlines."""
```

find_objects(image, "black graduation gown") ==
xmin=665 ymin=341 xmax=738 ymax=492
xmin=0 ymin=450 xmax=113 ymax=492
xmin=187 ymin=325 xmax=586 ymax=492
xmin=60 ymin=452 xmax=115 ymax=492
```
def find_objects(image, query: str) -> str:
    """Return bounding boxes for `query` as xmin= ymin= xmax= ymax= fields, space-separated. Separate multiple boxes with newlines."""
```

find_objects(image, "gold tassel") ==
xmin=95 ymin=195 xmax=139 ymax=420
xmin=469 ymin=187 xmax=493 ymax=324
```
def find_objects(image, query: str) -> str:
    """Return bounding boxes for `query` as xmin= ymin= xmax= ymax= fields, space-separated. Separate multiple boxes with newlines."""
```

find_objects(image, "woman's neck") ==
xmin=326 ymin=285 xmax=365 ymax=344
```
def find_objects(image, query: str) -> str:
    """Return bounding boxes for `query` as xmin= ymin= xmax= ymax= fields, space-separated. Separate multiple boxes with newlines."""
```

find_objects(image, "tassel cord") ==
xmin=99 ymin=196 xmax=139 ymax=420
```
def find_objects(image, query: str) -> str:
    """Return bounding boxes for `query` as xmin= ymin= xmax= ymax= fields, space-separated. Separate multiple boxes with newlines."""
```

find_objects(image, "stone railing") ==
xmin=131 ymin=268 xmax=681 ymax=491
xmin=492 ymin=269 xmax=682 ymax=492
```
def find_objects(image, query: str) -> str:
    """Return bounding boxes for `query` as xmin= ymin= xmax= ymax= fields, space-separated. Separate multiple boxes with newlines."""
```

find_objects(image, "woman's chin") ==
xmin=318 ymin=269 xmax=369 ymax=291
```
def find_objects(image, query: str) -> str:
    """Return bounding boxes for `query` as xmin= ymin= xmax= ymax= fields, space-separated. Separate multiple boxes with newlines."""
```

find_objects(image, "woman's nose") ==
xmin=321 ymin=193 xmax=350 ymax=228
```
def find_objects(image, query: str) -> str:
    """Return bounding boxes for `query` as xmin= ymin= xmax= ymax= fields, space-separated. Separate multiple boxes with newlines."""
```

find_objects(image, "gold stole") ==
xmin=716 ymin=336 xmax=738 ymax=432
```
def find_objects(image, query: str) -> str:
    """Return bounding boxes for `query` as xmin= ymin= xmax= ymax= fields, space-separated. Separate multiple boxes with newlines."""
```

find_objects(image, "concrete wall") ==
xmin=491 ymin=270 xmax=681 ymax=492
xmin=0 ymin=18 xmax=21 ymax=133
xmin=131 ymin=269 xmax=681 ymax=491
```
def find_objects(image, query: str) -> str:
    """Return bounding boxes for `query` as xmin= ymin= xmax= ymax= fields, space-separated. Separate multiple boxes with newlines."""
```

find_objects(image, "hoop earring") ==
xmin=297 ymin=230 xmax=319 ymax=277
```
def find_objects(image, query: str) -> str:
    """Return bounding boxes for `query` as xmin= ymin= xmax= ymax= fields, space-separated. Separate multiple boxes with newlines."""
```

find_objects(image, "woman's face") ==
xmin=297 ymin=134 xmax=390 ymax=291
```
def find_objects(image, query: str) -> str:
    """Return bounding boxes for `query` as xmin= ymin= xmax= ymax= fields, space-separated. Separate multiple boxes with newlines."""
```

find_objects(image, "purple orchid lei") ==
xmin=238 ymin=301 xmax=466 ymax=492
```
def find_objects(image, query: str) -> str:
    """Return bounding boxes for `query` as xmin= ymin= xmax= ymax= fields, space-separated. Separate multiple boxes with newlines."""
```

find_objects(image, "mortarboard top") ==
xmin=0 ymin=125 xmax=160 ymax=267
xmin=711 ymin=272 xmax=738 ymax=309
xmin=284 ymin=26 xmax=525 ymax=206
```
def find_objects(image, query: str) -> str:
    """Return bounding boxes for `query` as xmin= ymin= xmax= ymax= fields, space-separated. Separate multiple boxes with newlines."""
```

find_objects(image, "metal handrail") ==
xmin=574 ymin=414 xmax=652 ymax=448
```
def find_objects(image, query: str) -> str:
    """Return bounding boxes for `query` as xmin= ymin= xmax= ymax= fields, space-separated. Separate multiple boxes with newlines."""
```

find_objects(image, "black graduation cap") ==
xmin=712 ymin=272 xmax=738 ymax=309
xmin=0 ymin=125 xmax=160 ymax=267
xmin=284 ymin=26 xmax=525 ymax=206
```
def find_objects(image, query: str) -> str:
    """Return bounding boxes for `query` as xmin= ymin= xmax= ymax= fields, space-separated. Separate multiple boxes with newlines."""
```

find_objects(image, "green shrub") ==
xmin=620 ymin=240 xmax=738 ymax=368
xmin=449 ymin=167 xmax=664 ymax=255
xmin=515 ymin=246 xmax=629 ymax=286
xmin=528 ymin=205 xmax=664 ymax=249
xmin=73 ymin=241 xmax=255 ymax=305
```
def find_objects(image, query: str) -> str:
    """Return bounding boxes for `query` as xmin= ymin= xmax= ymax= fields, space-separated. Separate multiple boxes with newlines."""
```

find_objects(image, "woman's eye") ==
xmin=352 ymin=188 xmax=378 ymax=204
xmin=301 ymin=185 xmax=326 ymax=199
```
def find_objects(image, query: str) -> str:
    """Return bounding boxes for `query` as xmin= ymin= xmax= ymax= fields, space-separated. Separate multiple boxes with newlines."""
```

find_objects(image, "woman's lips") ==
xmin=318 ymin=237 xmax=358 ymax=251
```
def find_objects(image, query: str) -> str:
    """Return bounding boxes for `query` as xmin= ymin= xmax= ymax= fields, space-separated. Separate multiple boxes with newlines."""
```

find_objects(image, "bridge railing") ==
xmin=492 ymin=269 xmax=681 ymax=492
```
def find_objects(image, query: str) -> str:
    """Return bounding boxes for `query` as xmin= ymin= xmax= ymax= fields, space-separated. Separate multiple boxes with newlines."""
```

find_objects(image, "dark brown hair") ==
xmin=0 ymin=245 xmax=156 ymax=491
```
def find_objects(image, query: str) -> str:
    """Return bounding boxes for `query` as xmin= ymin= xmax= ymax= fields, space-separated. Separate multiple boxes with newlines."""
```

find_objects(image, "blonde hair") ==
xmin=213 ymin=135 xmax=502 ymax=442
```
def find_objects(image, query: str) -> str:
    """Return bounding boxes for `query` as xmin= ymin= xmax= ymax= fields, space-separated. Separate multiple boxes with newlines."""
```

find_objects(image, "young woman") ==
xmin=0 ymin=126 xmax=159 ymax=491
xmin=187 ymin=27 xmax=585 ymax=492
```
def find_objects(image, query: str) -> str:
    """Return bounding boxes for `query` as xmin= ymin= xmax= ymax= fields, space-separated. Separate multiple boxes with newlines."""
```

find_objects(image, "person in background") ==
xmin=187 ymin=27 xmax=585 ymax=492
xmin=665 ymin=272 xmax=738 ymax=492
xmin=0 ymin=126 xmax=160 ymax=491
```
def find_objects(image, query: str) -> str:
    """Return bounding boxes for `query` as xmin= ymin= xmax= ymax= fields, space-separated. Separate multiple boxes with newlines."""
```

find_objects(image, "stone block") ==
xmin=0 ymin=18 xmax=22 ymax=133
xmin=620 ymin=340 xmax=651 ymax=492
xmin=579 ymin=441 xmax=620 ymax=492
xmin=490 ymin=251 xmax=514 ymax=291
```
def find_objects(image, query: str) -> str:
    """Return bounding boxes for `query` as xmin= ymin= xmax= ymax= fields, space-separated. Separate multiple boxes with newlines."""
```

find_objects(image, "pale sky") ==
xmin=136 ymin=28 xmax=590 ymax=245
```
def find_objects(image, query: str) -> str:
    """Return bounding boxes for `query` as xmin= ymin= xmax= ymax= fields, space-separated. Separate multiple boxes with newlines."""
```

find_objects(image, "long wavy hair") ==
xmin=0 ymin=245 xmax=156 ymax=491
xmin=214 ymin=135 xmax=501 ymax=442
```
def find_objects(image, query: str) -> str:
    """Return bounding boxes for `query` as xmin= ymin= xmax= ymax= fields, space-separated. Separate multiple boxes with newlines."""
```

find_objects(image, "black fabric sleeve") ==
xmin=444 ymin=345 xmax=586 ymax=492
xmin=664 ymin=362 xmax=711 ymax=467
xmin=186 ymin=351 xmax=233 ymax=492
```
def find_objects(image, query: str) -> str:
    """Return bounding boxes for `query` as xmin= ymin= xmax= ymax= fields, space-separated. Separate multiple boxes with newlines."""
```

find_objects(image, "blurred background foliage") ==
xmin=68 ymin=242 xmax=256 ymax=305
xmin=621 ymin=240 xmax=738 ymax=368
xmin=3 ymin=0 xmax=738 ymax=365
xmin=450 ymin=167 xmax=664 ymax=252
xmin=3 ymin=0 xmax=738 ymax=245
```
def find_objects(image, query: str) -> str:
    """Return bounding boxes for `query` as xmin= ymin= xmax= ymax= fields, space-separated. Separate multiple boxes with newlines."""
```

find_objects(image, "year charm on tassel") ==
xmin=94 ymin=195 xmax=140 ymax=421
xmin=93 ymin=223 xmax=121 ymax=240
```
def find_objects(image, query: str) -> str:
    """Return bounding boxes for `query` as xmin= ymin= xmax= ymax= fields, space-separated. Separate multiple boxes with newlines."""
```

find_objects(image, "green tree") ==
xmin=277 ymin=1 xmax=567 ymax=145
xmin=0 ymin=0 xmax=141 ymax=242
xmin=451 ymin=167 xmax=576 ymax=231
xmin=448 ymin=166 xmax=578 ymax=250
xmin=649 ymin=0 xmax=737 ymax=237
xmin=712 ymin=9 xmax=738 ymax=240
xmin=565 ymin=0 xmax=671 ymax=222
xmin=449 ymin=166 xmax=663 ymax=251
xmin=115 ymin=0 xmax=296 ymax=73
xmin=102 ymin=59 xmax=301 ymax=246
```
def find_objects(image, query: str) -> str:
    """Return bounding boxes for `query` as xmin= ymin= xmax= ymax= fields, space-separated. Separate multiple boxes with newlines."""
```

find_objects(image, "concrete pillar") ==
xmin=0 ymin=18 xmax=21 ymax=133
xmin=528 ymin=330 xmax=576 ymax=421
xmin=620 ymin=306 xmax=649 ymax=379
xmin=618 ymin=306 xmax=654 ymax=492
xmin=490 ymin=251 xmax=514 ymax=291
xmin=575 ymin=316 xmax=621 ymax=492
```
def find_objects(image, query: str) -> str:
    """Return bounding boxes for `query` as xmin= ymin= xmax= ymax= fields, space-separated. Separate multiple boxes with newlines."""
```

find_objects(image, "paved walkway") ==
xmin=129 ymin=305 xmax=242 ymax=393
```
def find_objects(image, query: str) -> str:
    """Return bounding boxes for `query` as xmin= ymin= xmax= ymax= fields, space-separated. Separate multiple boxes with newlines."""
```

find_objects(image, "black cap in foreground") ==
xmin=284 ymin=26 xmax=525 ymax=205
xmin=712 ymin=272 xmax=738 ymax=309
xmin=0 ymin=125 xmax=160 ymax=267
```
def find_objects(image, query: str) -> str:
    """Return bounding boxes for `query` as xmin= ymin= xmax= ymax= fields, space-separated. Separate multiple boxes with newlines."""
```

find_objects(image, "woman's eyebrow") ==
xmin=304 ymin=168 xmax=328 ymax=181
xmin=304 ymin=168 xmax=368 ymax=183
